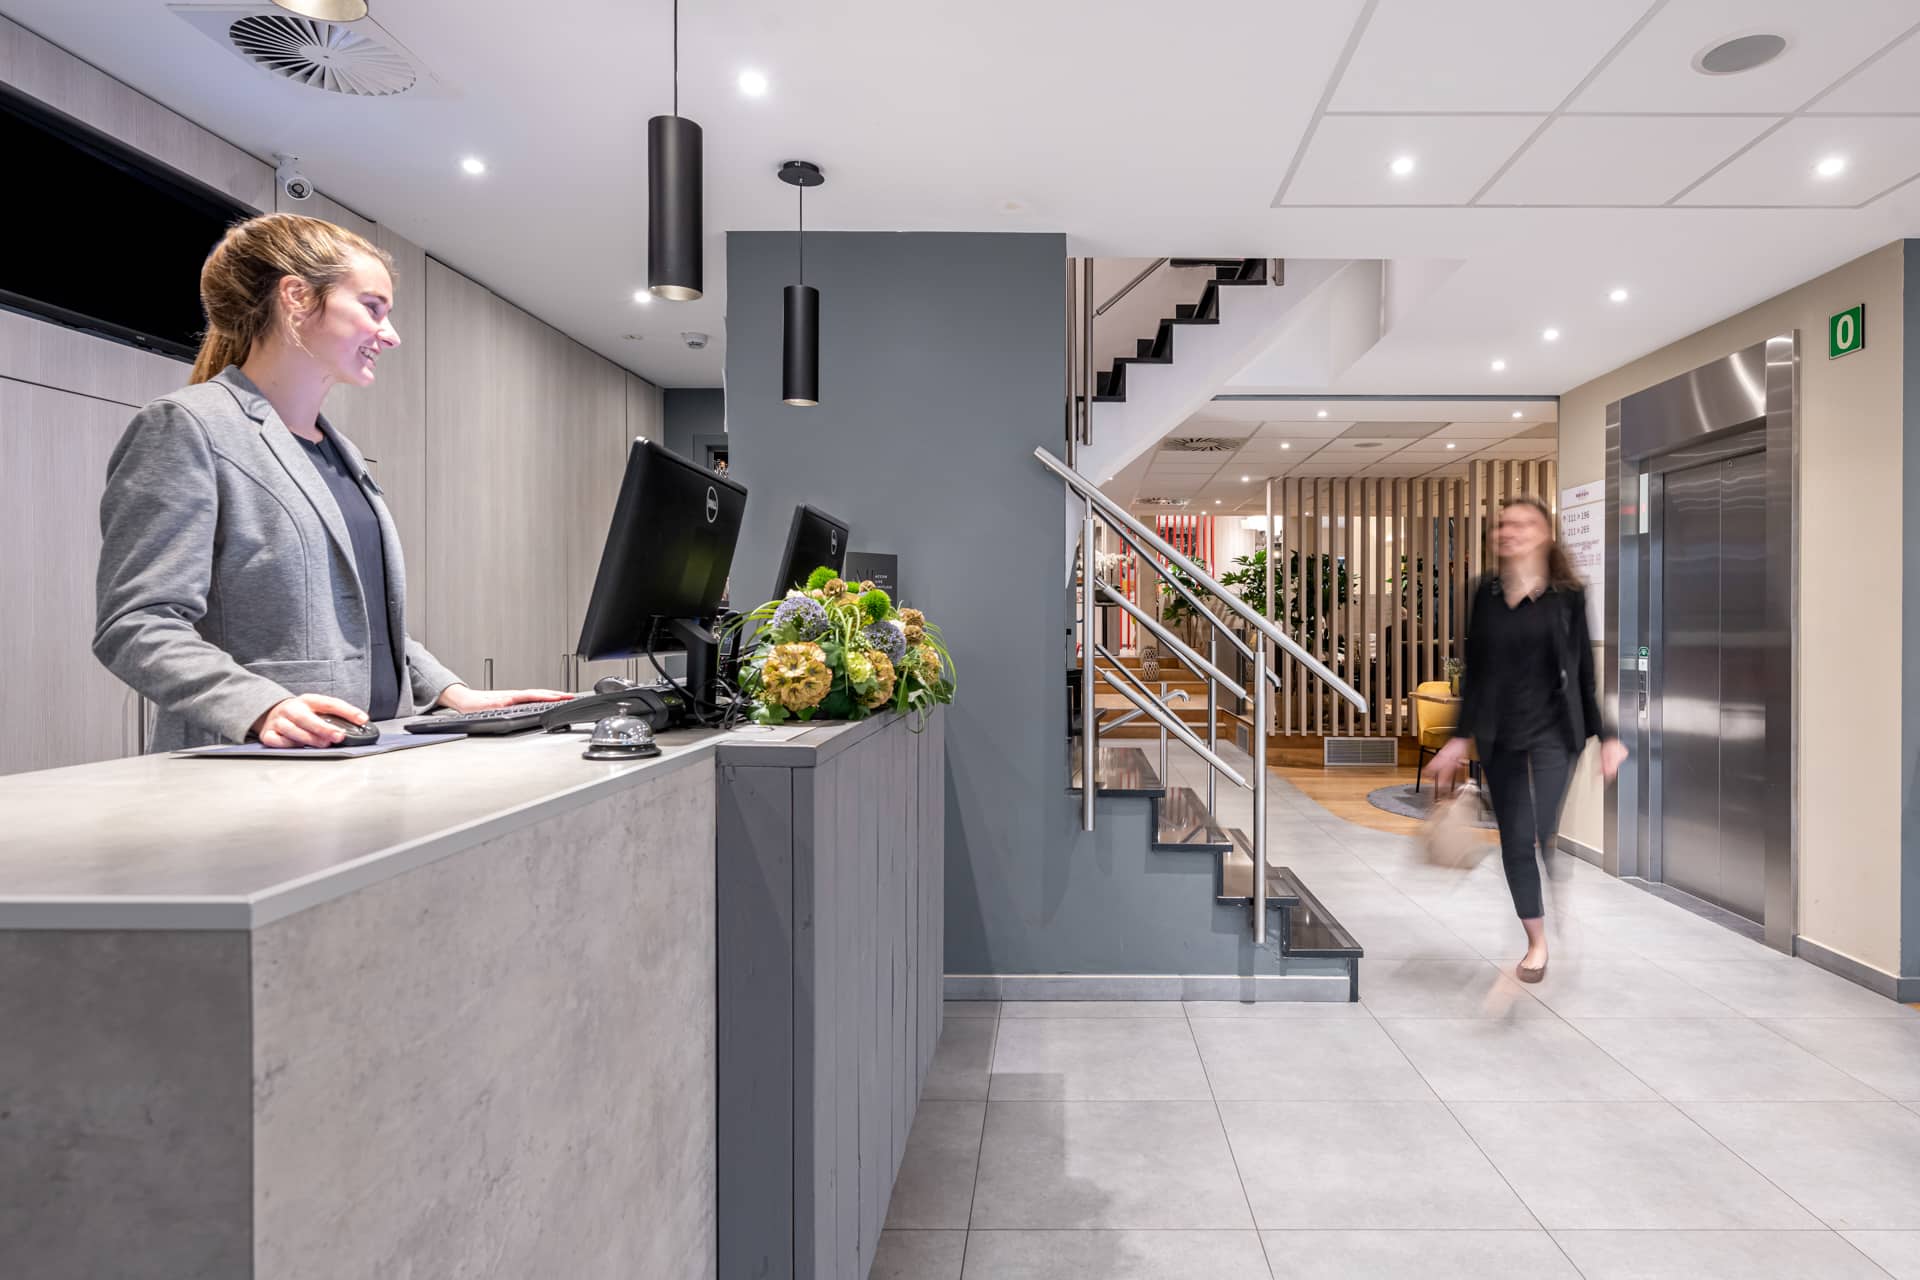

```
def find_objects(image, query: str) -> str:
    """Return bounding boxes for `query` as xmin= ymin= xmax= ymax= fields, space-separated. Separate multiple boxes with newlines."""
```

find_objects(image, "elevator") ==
xmin=1606 ymin=336 xmax=1796 ymax=950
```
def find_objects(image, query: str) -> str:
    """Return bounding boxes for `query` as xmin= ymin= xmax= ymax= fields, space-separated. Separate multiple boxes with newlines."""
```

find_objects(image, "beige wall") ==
xmin=1558 ymin=241 xmax=1906 ymax=975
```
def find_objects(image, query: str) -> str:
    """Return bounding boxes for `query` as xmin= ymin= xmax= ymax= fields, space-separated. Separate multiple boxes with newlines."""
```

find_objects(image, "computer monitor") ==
xmin=576 ymin=439 xmax=748 ymax=701
xmin=774 ymin=504 xmax=850 ymax=595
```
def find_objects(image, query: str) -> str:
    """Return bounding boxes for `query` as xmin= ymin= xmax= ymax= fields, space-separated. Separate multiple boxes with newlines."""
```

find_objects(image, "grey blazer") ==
xmin=94 ymin=365 xmax=461 ymax=751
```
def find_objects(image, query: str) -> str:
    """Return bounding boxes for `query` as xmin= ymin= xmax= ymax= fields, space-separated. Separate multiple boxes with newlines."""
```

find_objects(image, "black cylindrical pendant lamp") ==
xmin=783 ymin=284 xmax=819 ymax=406
xmin=647 ymin=118 xmax=702 ymax=300
xmin=778 ymin=160 xmax=825 ymax=407
xmin=647 ymin=0 xmax=701 ymax=301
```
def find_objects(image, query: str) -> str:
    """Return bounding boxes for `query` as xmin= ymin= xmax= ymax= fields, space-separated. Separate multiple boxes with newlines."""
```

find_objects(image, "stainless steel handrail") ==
xmin=1094 ymin=654 xmax=1248 ymax=789
xmin=1095 ymin=257 xmax=1169 ymax=317
xmin=1036 ymin=448 xmax=1367 ymax=715
xmin=1098 ymin=583 xmax=1247 ymax=700
xmin=1103 ymin=517 xmax=1257 ymax=666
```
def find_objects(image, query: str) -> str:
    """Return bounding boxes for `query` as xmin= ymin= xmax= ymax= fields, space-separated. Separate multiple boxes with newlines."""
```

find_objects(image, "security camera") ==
xmin=682 ymin=331 xmax=709 ymax=350
xmin=275 ymin=154 xmax=313 ymax=202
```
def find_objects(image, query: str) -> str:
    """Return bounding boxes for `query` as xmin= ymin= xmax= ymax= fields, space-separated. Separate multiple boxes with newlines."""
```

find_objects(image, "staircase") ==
xmin=1094 ymin=259 xmax=1271 ymax=404
xmin=1069 ymin=741 xmax=1363 ymax=1000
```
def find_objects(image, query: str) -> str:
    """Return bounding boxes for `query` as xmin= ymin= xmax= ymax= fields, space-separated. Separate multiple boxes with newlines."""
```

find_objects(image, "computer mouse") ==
xmin=317 ymin=714 xmax=380 ymax=746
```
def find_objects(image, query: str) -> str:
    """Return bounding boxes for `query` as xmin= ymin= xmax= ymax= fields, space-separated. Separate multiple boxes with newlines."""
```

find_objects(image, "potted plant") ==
xmin=730 ymin=567 xmax=956 ymax=726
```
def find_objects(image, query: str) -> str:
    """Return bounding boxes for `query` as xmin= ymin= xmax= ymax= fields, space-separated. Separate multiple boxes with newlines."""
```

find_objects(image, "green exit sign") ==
xmin=1830 ymin=304 xmax=1865 ymax=359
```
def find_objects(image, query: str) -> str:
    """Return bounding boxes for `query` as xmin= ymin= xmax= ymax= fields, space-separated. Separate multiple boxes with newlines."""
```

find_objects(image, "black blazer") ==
xmin=1455 ymin=573 xmax=1612 ymax=755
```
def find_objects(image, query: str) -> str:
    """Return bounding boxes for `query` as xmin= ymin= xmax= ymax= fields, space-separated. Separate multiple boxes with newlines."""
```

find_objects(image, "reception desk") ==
xmin=0 ymin=710 xmax=946 ymax=1280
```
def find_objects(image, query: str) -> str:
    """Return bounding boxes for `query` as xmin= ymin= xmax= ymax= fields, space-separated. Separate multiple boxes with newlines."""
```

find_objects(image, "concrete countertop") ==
xmin=0 ymin=722 xmax=816 ymax=931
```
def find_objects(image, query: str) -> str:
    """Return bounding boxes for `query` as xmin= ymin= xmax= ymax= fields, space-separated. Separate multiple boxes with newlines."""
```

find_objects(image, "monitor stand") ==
xmin=667 ymin=616 xmax=719 ymax=708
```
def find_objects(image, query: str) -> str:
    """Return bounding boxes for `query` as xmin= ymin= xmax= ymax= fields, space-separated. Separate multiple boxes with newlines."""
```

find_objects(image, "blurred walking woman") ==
xmin=1425 ymin=496 xmax=1627 ymax=982
xmin=95 ymin=213 xmax=562 ymax=750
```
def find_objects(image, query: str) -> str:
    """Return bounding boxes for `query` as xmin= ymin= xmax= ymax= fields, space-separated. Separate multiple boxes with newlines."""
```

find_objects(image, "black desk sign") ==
xmin=844 ymin=552 xmax=897 ymax=599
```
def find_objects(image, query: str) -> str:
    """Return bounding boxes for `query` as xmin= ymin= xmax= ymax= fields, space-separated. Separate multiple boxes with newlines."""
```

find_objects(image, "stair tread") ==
xmin=1153 ymin=785 xmax=1230 ymax=852
xmin=1217 ymin=829 xmax=1302 ymax=904
xmin=1067 ymin=743 xmax=1165 ymax=797
xmin=1275 ymin=866 xmax=1364 ymax=958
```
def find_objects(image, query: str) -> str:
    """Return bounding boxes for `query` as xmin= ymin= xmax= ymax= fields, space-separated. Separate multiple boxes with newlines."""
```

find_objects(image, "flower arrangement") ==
xmin=731 ymin=567 xmax=956 ymax=725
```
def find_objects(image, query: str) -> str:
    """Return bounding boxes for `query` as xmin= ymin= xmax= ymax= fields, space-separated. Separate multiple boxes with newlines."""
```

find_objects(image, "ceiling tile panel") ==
xmin=1284 ymin=115 xmax=1545 ymax=205
xmin=1331 ymin=0 xmax=1652 ymax=112
xmin=1815 ymin=29 xmax=1920 ymax=112
xmin=1483 ymin=115 xmax=1778 ymax=205
xmin=1573 ymin=0 xmax=1920 ymax=113
xmin=1337 ymin=421 xmax=1446 ymax=438
xmin=1678 ymin=116 xmax=1920 ymax=205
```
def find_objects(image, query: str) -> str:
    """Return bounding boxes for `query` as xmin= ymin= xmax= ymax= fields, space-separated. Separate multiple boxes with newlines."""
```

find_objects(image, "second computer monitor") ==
xmin=576 ymin=438 xmax=748 ymax=663
xmin=775 ymin=504 xmax=850 ymax=595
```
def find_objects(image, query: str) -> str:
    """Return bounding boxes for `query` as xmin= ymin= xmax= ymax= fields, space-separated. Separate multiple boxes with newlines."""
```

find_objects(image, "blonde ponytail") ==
xmin=189 ymin=212 xmax=392 ymax=384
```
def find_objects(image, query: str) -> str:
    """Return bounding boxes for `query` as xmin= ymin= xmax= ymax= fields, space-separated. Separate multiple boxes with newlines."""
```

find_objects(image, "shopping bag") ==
xmin=1421 ymin=781 xmax=1490 ymax=871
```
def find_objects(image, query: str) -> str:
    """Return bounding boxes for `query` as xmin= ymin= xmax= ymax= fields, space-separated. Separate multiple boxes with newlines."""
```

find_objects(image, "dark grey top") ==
xmin=297 ymin=432 xmax=399 ymax=719
xmin=1482 ymin=588 xmax=1560 ymax=751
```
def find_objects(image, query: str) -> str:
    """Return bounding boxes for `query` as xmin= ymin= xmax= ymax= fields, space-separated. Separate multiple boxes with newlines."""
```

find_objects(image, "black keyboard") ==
xmin=403 ymin=704 xmax=559 ymax=736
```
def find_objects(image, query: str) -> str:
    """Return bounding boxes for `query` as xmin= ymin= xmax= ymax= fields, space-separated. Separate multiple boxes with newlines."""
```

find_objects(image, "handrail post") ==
xmin=1159 ymin=681 xmax=1170 ymax=784
xmin=1206 ymin=631 xmax=1218 ymax=814
xmin=1080 ymin=496 xmax=1098 ymax=832
xmin=1254 ymin=635 xmax=1268 ymax=945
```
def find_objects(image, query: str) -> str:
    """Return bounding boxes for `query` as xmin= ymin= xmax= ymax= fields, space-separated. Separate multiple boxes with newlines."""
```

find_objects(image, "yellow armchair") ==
xmin=1413 ymin=680 xmax=1475 ymax=794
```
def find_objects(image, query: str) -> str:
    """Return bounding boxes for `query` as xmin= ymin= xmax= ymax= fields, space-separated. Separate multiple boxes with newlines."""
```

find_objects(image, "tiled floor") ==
xmin=875 ymin=754 xmax=1920 ymax=1278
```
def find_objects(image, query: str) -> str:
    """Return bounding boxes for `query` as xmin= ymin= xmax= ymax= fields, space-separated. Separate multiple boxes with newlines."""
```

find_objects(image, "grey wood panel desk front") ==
xmin=0 ymin=725 xmax=807 ymax=1278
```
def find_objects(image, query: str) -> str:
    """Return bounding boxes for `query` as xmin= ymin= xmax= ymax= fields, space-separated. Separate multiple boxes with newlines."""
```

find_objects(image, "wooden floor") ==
xmin=1273 ymin=762 xmax=1498 ymax=845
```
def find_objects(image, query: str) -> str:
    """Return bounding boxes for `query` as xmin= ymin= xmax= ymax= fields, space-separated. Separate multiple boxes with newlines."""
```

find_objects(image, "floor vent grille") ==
xmin=1323 ymin=737 xmax=1397 ymax=767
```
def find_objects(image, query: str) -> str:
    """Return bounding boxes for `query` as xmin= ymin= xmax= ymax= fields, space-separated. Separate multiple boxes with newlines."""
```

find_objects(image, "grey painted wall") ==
xmin=725 ymin=231 xmax=1285 ymax=978
xmin=663 ymin=387 xmax=724 ymax=464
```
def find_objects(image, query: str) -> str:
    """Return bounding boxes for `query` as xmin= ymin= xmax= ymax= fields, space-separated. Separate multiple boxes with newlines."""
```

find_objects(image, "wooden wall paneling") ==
xmin=565 ymin=345 xmax=633 ymax=691
xmin=1280 ymin=478 xmax=1295 ymax=734
xmin=0 ymin=310 xmax=187 ymax=409
xmin=0 ymin=15 xmax=274 ymax=212
xmin=1421 ymin=480 xmax=1434 ymax=691
xmin=0 ymin=381 xmax=142 ymax=773
xmin=1338 ymin=480 xmax=1352 ymax=736
xmin=1306 ymin=480 xmax=1320 ymax=736
xmin=1368 ymin=478 xmax=1381 ymax=737
xmin=1387 ymin=480 xmax=1400 ymax=736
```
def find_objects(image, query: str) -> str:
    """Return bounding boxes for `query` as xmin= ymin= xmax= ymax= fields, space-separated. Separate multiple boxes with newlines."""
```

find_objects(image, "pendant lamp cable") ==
xmin=797 ymin=183 xmax=805 ymax=287
xmin=672 ymin=0 xmax=679 ymax=116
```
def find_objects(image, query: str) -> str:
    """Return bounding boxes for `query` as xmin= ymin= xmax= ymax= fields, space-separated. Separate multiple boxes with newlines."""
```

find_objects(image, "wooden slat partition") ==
xmin=1245 ymin=459 xmax=1558 ymax=744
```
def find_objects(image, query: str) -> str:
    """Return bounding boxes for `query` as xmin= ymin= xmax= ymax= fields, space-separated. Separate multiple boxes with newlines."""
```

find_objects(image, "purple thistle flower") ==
xmin=771 ymin=592 xmax=828 ymax=638
xmin=863 ymin=621 xmax=907 ymax=664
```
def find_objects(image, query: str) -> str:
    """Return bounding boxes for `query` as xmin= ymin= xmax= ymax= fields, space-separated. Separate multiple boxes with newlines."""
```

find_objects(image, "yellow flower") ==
xmin=862 ymin=652 xmax=897 ymax=709
xmin=845 ymin=650 xmax=875 ymax=686
xmin=762 ymin=642 xmax=832 ymax=711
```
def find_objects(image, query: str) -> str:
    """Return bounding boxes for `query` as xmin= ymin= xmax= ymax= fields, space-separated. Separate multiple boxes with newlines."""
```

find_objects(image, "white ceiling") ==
xmin=6 ymin=1 xmax=1919 ymax=391
xmin=1112 ymin=399 xmax=1560 ymax=514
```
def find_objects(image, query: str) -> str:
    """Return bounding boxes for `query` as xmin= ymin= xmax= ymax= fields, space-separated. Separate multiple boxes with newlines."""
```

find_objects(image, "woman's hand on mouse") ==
xmin=253 ymin=694 xmax=370 ymax=748
xmin=436 ymin=684 xmax=573 ymax=713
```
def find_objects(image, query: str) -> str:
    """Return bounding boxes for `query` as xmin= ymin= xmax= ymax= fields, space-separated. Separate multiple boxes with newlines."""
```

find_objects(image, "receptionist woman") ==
xmin=95 ymin=212 xmax=565 ymax=750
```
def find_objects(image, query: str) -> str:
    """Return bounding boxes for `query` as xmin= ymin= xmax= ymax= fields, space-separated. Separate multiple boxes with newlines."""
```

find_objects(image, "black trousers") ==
xmin=1481 ymin=740 xmax=1572 ymax=920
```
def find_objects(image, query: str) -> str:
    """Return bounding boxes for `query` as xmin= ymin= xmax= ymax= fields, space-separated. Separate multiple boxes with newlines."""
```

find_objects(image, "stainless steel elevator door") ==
xmin=1658 ymin=449 xmax=1768 ymax=920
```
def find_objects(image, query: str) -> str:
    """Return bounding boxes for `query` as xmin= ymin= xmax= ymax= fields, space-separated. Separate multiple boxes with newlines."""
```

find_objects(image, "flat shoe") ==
xmin=1517 ymin=960 xmax=1547 ymax=984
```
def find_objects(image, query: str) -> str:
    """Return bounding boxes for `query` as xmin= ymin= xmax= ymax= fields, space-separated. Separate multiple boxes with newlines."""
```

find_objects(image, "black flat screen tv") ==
xmin=0 ymin=83 xmax=255 ymax=360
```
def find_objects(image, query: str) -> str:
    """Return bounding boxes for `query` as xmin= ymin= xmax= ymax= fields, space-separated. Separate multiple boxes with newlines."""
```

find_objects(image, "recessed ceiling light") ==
xmin=1316 ymin=410 xmax=1328 ymax=418
xmin=1815 ymin=154 xmax=1847 ymax=179
xmin=1609 ymin=287 xmax=1630 ymax=303
xmin=1389 ymin=155 xmax=1416 ymax=178
xmin=1241 ymin=475 xmax=1250 ymax=482
xmin=632 ymin=289 xmax=653 ymax=305
xmin=738 ymin=69 xmax=769 ymax=97
xmin=1541 ymin=327 xmax=1560 ymax=342
xmin=1512 ymin=411 xmax=1524 ymax=419
xmin=1446 ymin=442 xmax=1458 ymax=450
xmin=460 ymin=155 xmax=487 ymax=176
xmin=1695 ymin=33 xmax=1787 ymax=77
xmin=1215 ymin=499 xmax=1223 ymax=505
xmin=1491 ymin=358 xmax=1507 ymax=372
xmin=1281 ymin=442 xmax=1292 ymax=450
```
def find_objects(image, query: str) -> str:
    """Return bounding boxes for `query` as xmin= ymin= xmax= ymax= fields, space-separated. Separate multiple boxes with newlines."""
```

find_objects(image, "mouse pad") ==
xmin=174 ymin=732 xmax=467 ymax=760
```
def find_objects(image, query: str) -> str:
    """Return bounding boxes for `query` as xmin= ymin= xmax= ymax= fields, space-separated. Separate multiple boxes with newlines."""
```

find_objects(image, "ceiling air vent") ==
xmin=1135 ymin=496 xmax=1191 ymax=508
xmin=171 ymin=5 xmax=442 ymax=97
xmin=1160 ymin=437 xmax=1240 ymax=454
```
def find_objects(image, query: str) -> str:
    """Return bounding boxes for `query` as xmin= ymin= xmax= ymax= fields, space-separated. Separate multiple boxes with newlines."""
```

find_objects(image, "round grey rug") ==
xmin=1367 ymin=783 xmax=1498 ymax=828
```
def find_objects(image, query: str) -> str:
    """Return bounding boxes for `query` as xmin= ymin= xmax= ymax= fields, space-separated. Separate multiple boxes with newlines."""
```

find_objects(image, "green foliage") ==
xmin=805 ymin=565 xmax=837 ymax=590
xmin=858 ymin=588 xmax=892 ymax=624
